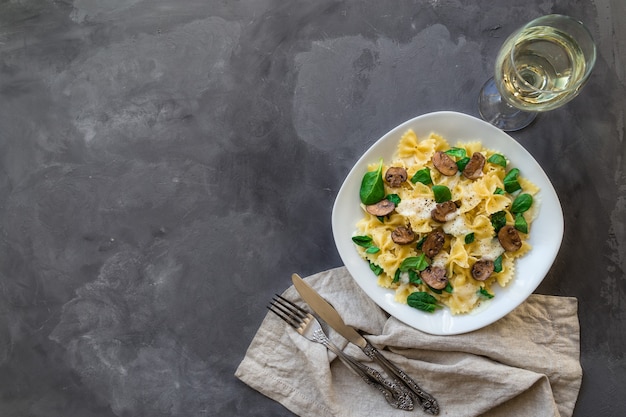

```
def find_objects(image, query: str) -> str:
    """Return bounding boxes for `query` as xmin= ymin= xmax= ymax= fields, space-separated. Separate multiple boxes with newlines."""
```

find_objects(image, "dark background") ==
xmin=0 ymin=0 xmax=624 ymax=416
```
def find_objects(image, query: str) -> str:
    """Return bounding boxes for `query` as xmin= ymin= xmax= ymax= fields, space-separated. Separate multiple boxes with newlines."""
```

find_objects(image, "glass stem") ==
xmin=478 ymin=77 xmax=537 ymax=131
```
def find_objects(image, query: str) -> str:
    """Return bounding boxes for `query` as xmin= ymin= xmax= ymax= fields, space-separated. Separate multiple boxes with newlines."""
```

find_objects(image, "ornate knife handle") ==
xmin=338 ymin=353 xmax=414 ymax=411
xmin=363 ymin=341 xmax=440 ymax=415
xmin=315 ymin=330 xmax=414 ymax=410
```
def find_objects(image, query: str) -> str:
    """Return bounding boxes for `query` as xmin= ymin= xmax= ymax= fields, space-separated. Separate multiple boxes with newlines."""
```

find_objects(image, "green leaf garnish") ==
xmin=494 ymin=187 xmax=505 ymax=195
xmin=464 ymin=232 xmax=475 ymax=244
xmin=503 ymin=168 xmax=521 ymax=193
xmin=416 ymin=235 xmax=427 ymax=250
xmin=491 ymin=211 xmax=507 ymax=233
xmin=515 ymin=213 xmax=528 ymax=233
xmin=352 ymin=235 xmax=380 ymax=254
xmin=432 ymin=185 xmax=452 ymax=203
xmin=488 ymin=154 xmax=507 ymax=168
xmin=444 ymin=282 xmax=453 ymax=293
xmin=359 ymin=160 xmax=385 ymax=205
xmin=386 ymin=194 xmax=401 ymax=206
xmin=494 ymin=255 xmax=503 ymax=273
xmin=393 ymin=269 xmax=401 ymax=283
xmin=407 ymin=291 xmax=441 ymax=313
xmin=445 ymin=147 xmax=467 ymax=158
xmin=511 ymin=193 xmax=533 ymax=213
xmin=399 ymin=254 xmax=429 ymax=272
xmin=456 ymin=157 xmax=471 ymax=172
xmin=410 ymin=167 xmax=432 ymax=185
xmin=369 ymin=262 xmax=383 ymax=276
xmin=352 ymin=235 xmax=373 ymax=247
xmin=477 ymin=287 xmax=494 ymax=299
xmin=408 ymin=270 xmax=422 ymax=285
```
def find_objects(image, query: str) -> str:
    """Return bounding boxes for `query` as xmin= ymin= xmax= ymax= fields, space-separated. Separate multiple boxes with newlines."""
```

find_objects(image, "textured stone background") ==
xmin=0 ymin=0 xmax=624 ymax=415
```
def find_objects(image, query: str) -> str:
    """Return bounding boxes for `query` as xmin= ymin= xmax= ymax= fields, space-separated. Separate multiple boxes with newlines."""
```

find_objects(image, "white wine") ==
xmin=479 ymin=15 xmax=596 ymax=130
xmin=495 ymin=26 xmax=589 ymax=111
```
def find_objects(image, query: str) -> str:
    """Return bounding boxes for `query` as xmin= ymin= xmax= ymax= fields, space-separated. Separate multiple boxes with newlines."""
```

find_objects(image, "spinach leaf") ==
xmin=494 ymin=255 xmax=503 ymax=273
xmin=477 ymin=287 xmax=494 ymax=299
xmin=515 ymin=213 xmax=528 ymax=233
xmin=488 ymin=154 xmax=507 ymax=168
xmin=503 ymin=168 xmax=521 ymax=193
xmin=393 ymin=269 xmax=401 ymax=283
xmin=410 ymin=167 xmax=432 ymax=185
xmin=511 ymin=193 xmax=533 ymax=213
xmin=351 ymin=235 xmax=373 ymax=247
xmin=445 ymin=147 xmax=467 ymax=158
xmin=432 ymin=185 xmax=452 ymax=203
xmin=407 ymin=292 xmax=440 ymax=313
xmin=369 ymin=262 xmax=383 ymax=276
xmin=408 ymin=270 xmax=422 ymax=285
xmin=359 ymin=160 xmax=385 ymax=204
xmin=494 ymin=187 xmax=505 ymax=195
xmin=464 ymin=232 xmax=475 ymax=244
xmin=399 ymin=254 xmax=429 ymax=272
xmin=456 ymin=157 xmax=471 ymax=172
xmin=491 ymin=211 xmax=507 ymax=233
xmin=386 ymin=193 xmax=401 ymax=206
xmin=352 ymin=235 xmax=380 ymax=254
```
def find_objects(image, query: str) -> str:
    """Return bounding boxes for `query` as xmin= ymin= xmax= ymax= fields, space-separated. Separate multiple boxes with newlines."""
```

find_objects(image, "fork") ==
xmin=268 ymin=294 xmax=414 ymax=411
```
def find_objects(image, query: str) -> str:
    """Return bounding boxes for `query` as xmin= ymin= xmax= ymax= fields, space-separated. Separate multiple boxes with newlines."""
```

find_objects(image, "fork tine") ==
xmin=272 ymin=296 xmax=304 ymax=320
xmin=274 ymin=294 xmax=309 ymax=318
xmin=268 ymin=295 xmax=305 ymax=328
xmin=267 ymin=303 xmax=299 ymax=328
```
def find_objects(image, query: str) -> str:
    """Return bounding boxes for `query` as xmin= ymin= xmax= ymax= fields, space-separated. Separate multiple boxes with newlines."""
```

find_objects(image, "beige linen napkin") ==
xmin=235 ymin=267 xmax=582 ymax=417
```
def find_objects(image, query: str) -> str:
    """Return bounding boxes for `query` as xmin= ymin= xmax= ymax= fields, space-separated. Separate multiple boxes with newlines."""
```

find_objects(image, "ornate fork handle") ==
xmin=312 ymin=329 xmax=414 ymax=411
xmin=363 ymin=341 xmax=440 ymax=415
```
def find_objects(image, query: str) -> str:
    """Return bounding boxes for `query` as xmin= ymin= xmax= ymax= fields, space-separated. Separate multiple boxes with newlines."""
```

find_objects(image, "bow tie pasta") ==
xmin=352 ymin=130 xmax=539 ymax=315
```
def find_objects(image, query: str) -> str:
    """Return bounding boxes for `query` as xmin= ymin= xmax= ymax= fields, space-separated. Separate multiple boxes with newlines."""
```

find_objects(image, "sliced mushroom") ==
xmin=432 ymin=151 xmax=458 ymax=176
xmin=462 ymin=152 xmax=486 ymax=180
xmin=431 ymin=200 xmax=457 ymax=223
xmin=391 ymin=225 xmax=415 ymax=245
xmin=422 ymin=227 xmax=445 ymax=258
xmin=385 ymin=167 xmax=408 ymax=187
xmin=420 ymin=266 xmax=448 ymax=290
xmin=497 ymin=225 xmax=522 ymax=251
xmin=471 ymin=259 xmax=494 ymax=281
xmin=365 ymin=199 xmax=395 ymax=216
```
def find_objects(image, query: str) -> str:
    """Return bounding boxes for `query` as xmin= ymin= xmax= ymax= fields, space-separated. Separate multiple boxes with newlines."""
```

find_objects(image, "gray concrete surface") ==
xmin=0 ymin=0 xmax=624 ymax=415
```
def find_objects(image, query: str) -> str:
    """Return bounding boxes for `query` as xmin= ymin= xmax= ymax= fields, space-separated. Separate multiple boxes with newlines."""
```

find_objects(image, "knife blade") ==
xmin=292 ymin=273 xmax=440 ymax=415
xmin=291 ymin=273 xmax=367 ymax=348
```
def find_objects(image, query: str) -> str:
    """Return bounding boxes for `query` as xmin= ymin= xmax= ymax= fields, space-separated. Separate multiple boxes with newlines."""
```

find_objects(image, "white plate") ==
xmin=331 ymin=111 xmax=563 ymax=335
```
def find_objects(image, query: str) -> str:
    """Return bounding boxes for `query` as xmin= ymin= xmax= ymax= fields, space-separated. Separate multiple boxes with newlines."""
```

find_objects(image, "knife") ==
xmin=292 ymin=273 xmax=440 ymax=415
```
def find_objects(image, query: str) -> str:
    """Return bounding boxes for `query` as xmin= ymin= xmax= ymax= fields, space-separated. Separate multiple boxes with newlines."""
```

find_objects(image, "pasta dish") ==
xmin=352 ymin=129 xmax=539 ymax=314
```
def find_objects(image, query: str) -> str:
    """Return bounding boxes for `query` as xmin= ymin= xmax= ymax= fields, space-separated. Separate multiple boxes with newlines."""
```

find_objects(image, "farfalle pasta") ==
xmin=352 ymin=130 xmax=539 ymax=314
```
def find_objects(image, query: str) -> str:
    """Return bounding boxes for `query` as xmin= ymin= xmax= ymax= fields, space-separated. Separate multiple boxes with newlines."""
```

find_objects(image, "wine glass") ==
xmin=478 ymin=14 xmax=596 ymax=131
